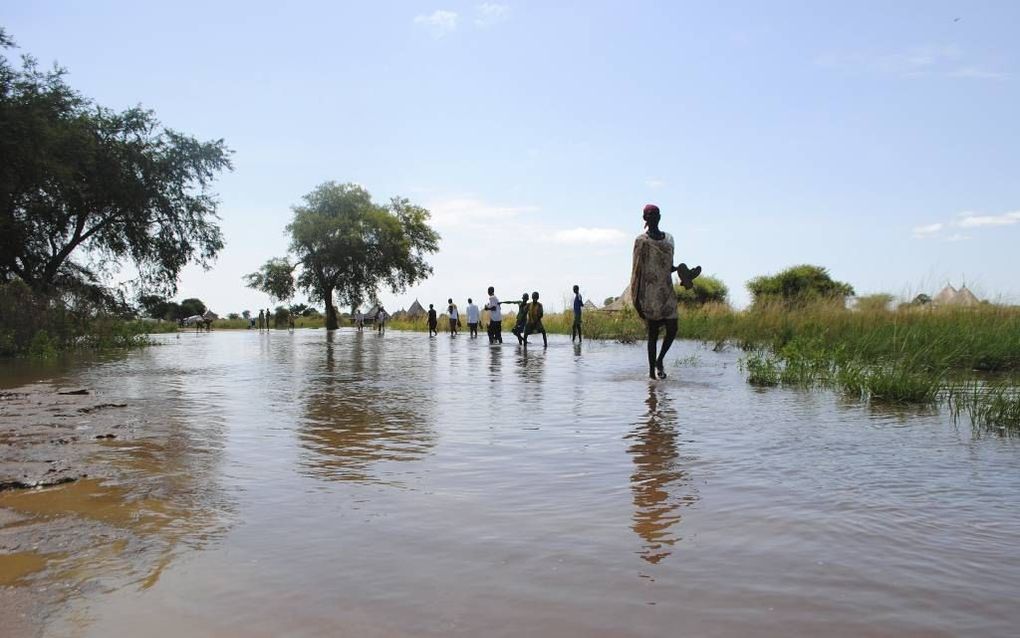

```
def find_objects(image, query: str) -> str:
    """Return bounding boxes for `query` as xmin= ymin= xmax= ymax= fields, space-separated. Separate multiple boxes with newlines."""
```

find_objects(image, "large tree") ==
xmin=0 ymin=30 xmax=232 ymax=298
xmin=278 ymin=182 xmax=440 ymax=330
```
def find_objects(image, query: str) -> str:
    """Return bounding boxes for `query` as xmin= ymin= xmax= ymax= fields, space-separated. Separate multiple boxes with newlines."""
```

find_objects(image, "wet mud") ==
xmin=0 ymin=383 xmax=231 ymax=636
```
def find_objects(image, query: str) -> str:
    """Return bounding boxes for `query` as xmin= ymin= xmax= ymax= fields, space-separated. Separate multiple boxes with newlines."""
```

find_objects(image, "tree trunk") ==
xmin=324 ymin=287 xmax=338 ymax=330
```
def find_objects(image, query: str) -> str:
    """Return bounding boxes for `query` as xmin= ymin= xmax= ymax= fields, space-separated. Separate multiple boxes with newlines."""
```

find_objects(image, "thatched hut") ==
xmin=407 ymin=299 xmax=426 ymax=319
xmin=934 ymin=284 xmax=982 ymax=307
xmin=603 ymin=286 xmax=633 ymax=312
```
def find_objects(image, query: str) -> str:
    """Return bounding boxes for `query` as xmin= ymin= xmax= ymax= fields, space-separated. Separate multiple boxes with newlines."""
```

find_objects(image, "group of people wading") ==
xmin=424 ymin=288 xmax=575 ymax=348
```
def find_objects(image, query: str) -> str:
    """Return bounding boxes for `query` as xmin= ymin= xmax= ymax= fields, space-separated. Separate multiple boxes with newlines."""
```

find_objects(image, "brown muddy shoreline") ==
xmin=1 ymin=382 xmax=230 ymax=637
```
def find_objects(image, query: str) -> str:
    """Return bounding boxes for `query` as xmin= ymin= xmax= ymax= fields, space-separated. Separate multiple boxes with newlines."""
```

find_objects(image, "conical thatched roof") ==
xmin=407 ymin=299 xmax=426 ymax=317
xmin=955 ymin=286 xmax=980 ymax=306
xmin=934 ymin=285 xmax=958 ymax=305
xmin=583 ymin=299 xmax=599 ymax=312
xmin=603 ymin=286 xmax=633 ymax=311
xmin=933 ymin=284 xmax=982 ymax=307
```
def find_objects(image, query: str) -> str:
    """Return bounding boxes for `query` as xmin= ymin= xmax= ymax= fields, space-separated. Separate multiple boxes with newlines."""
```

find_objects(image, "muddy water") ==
xmin=2 ymin=329 xmax=1020 ymax=637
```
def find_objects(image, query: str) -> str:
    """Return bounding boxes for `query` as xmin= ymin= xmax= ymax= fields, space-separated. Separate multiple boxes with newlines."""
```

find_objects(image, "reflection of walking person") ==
xmin=631 ymin=204 xmax=690 ymax=380
xmin=571 ymin=284 xmax=583 ymax=343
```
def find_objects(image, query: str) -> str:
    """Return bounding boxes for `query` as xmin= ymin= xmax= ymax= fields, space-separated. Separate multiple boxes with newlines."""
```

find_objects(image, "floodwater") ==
xmin=2 ymin=329 xmax=1020 ymax=637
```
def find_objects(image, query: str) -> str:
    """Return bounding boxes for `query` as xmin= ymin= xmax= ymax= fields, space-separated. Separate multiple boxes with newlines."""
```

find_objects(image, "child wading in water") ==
xmin=506 ymin=293 xmax=530 ymax=344
xmin=427 ymin=304 xmax=438 ymax=336
xmin=523 ymin=291 xmax=547 ymax=347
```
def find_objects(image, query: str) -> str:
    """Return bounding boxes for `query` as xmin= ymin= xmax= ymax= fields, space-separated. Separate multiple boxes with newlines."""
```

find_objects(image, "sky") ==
xmin=5 ymin=1 xmax=1020 ymax=312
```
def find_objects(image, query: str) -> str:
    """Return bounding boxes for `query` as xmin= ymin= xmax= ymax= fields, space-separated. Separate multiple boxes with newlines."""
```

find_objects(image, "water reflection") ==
xmin=626 ymin=385 xmax=697 ymax=564
xmin=297 ymin=333 xmax=436 ymax=484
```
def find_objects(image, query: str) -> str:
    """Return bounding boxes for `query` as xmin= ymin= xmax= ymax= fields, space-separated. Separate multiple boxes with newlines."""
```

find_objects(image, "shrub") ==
xmin=747 ymin=264 xmax=854 ymax=307
xmin=675 ymin=275 xmax=728 ymax=307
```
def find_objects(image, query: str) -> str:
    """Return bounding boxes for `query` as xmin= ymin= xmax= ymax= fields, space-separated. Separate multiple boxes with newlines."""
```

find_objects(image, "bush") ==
xmin=747 ymin=264 xmax=854 ymax=307
xmin=1 ymin=279 xmax=150 ymax=356
xmin=675 ymin=275 xmax=728 ymax=307
xmin=855 ymin=293 xmax=895 ymax=313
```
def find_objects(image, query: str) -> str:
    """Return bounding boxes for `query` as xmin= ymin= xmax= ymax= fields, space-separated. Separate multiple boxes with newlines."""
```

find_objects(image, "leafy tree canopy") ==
xmin=271 ymin=182 xmax=440 ymax=329
xmin=244 ymin=258 xmax=296 ymax=303
xmin=1 ymin=30 xmax=232 ymax=299
xmin=747 ymin=265 xmax=854 ymax=307
xmin=179 ymin=298 xmax=206 ymax=317
xmin=675 ymin=275 xmax=729 ymax=307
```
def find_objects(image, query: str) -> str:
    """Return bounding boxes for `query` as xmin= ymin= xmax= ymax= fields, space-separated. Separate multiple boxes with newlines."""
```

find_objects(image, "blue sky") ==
xmin=5 ymin=1 xmax=1019 ymax=312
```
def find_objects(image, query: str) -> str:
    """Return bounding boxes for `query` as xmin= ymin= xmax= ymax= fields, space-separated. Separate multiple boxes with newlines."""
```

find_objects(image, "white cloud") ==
xmin=475 ymin=3 xmax=509 ymax=27
xmin=414 ymin=10 xmax=459 ymax=37
xmin=912 ymin=222 xmax=943 ymax=238
xmin=543 ymin=227 xmax=628 ymax=245
xmin=816 ymin=45 xmax=1006 ymax=80
xmin=645 ymin=178 xmax=665 ymax=189
xmin=426 ymin=197 xmax=538 ymax=228
xmin=944 ymin=233 xmax=971 ymax=242
xmin=957 ymin=211 xmax=1020 ymax=228
xmin=947 ymin=66 xmax=1009 ymax=80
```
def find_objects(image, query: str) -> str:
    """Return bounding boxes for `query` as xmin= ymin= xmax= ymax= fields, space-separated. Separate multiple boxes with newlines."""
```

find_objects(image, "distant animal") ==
xmin=181 ymin=310 xmax=219 ymax=332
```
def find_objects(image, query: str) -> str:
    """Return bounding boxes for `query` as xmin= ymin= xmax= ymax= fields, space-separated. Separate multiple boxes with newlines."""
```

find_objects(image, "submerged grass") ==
xmin=948 ymin=381 xmax=1020 ymax=434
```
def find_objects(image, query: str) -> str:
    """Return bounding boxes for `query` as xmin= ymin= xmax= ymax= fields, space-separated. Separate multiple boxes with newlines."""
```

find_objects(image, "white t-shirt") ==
xmin=448 ymin=305 xmax=459 ymax=320
xmin=466 ymin=303 xmax=480 ymax=323
xmin=487 ymin=295 xmax=502 ymax=321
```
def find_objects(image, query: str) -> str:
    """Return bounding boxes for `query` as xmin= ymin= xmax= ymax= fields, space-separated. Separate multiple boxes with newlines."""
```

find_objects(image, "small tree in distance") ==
xmin=244 ymin=258 xmax=296 ymax=307
xmin=261 ymin=182 xmax=440 ymax=330
xmin=747 ymin=265 xmax=854 ymax=307
xmin=675 ymin=275 xmax=729 ymax=307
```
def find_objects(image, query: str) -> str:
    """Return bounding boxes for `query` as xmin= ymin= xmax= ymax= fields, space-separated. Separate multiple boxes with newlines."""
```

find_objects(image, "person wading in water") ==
xmin=630 ymin=204 xmax=701 ymax=380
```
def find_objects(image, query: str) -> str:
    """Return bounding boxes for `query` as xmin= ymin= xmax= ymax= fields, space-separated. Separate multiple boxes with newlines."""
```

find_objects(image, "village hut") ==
xmin=583 ymin=299 xmax=600 ymax=313
xmin=603 ymin=286 xmax=633 ymax=312
xmin=407 ymin=299 xmax=426 ymax=319
xmin=933 ymin=285 xmax=959 ymax=306
xmin=363 ymin=304 xmax=380 ymax=324
xmin=954 ymin=285 xmax=980 ymax=307
xmin=933 ymin=284 xmax=982 ymax=307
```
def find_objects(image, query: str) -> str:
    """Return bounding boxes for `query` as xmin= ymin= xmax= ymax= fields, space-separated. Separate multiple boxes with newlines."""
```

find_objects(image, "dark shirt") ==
xmin=427 ymin=309 xmax=437 ymax=323
xmin=573 ymin=293 xmax=583 ymax=315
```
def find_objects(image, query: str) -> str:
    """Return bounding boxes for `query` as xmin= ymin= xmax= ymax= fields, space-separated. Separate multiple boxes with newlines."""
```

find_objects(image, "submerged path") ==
xmin=2 ymin=329 xmax=1020 ymax=637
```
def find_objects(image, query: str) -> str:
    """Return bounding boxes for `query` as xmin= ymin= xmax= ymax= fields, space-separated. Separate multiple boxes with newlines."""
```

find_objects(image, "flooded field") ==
xmin=2 ymin=329 xmax=1020 ymax=637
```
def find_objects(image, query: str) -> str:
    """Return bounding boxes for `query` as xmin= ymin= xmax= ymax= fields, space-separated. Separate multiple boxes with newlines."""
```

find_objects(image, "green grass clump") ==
xmin=837 ymin=363 xmax=943 ymax=405
xmin=948 ymin=381 xmax=1020 ymax=434
xmin=742 ymin=352 xmax=782 ymax=387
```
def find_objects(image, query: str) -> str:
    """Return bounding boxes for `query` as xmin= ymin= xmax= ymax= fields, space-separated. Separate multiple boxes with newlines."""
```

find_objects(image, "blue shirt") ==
xmin=573 ymin=293 xmax=583 ymax=315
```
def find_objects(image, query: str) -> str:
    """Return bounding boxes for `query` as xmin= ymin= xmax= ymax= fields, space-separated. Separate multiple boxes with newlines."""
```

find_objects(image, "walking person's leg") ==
xmin=653 ymin=318 xmax=678 ymax=379
xmin=646 ymin=320 xmax=663 ymax=380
